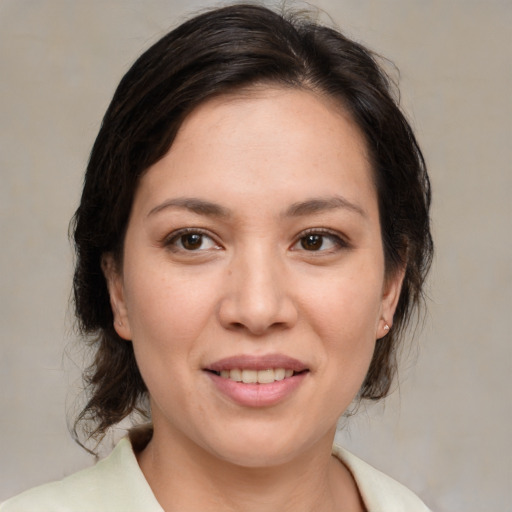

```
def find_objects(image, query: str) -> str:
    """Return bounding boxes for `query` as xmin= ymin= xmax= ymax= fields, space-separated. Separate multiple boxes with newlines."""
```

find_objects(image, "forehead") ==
xmin=176 ymin=86 xmax=368 ymax=162
xmin=134 ymin=87 xmax=377 ymax=219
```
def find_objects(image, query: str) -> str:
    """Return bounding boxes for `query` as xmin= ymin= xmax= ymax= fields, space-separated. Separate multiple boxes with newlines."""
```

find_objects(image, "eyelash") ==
xmin=163 ymin=227 xmax=350 ymax=254
xmin=163 ymin=228 xmax=221 ymax=253
xmin=292 ymin=228 xmax=350 ymax=253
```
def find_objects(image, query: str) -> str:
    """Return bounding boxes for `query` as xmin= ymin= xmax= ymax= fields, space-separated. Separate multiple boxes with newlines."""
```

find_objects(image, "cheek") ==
xmin=299 ymin=266 xmax=383 ymax=382
xmin=123 ymin=265 xmax=220 ymax=363
xmin=302 ymin=267 xmax=383 ymax=338
xmin=123 ymin=267 xmax=221 ymax=418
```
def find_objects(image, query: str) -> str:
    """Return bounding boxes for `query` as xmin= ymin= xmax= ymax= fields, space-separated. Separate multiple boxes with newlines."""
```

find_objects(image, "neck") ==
xmin=136 ymin=424 xmax=364 ymax=512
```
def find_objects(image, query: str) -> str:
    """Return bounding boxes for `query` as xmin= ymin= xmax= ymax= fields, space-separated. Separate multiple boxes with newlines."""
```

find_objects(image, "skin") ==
xmin=104 ymin=87 xmax=404 ymax=512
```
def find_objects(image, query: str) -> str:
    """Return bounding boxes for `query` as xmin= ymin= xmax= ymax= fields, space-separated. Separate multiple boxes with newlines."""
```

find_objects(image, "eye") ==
xmin=166 ymin=229 xmax=220 ymax=252
xmin=292 ymin=230 xmax=347 ymax=252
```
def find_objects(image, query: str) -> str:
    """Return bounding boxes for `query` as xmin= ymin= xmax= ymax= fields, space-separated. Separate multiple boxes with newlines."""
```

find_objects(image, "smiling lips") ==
xmin=205 ymin=354 xmax=309 ymax=407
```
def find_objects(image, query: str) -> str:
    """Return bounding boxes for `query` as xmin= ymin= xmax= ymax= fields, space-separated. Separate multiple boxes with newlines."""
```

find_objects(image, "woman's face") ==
xmin=106 ymin=88 xmax=403 ymax=467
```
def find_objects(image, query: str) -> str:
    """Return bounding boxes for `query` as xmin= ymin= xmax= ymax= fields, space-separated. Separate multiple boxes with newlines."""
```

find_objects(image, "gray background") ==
xmin=1 ymin=1 xmax=510 ymax=510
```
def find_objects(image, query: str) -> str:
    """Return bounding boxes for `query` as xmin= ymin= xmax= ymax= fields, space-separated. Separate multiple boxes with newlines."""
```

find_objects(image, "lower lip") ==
xmin=206 ymin=372 xmax=308 ymax=407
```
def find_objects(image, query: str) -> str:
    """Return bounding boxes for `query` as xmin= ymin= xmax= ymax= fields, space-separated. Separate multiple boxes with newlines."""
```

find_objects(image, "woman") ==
xmin=1 ymin=4 xmax=433 ymax=511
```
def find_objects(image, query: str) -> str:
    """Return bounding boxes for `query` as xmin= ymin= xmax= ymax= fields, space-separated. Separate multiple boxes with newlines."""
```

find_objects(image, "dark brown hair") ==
xmin=72 ymin=3 xmax=433 ymax=444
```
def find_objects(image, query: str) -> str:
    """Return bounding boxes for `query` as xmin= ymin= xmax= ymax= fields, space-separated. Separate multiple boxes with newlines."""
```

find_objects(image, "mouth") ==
xmin=203 ymin=354 xmax=310 ymax=402
xmin=207 ymin=368 xmax=307 ymax=384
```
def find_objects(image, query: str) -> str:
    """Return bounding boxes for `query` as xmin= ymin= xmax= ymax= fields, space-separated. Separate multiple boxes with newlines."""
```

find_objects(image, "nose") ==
xmin=217 ymin=246 xmax=298 ymax=336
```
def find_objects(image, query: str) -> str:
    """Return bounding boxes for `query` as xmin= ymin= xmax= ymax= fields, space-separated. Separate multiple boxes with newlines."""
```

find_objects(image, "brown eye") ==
xmin=181 ymin=233 xmax=203 ymax=250
xmin=301 ymin=234 xmax=324 ymax=251
xmin=292 ymin=231 xmax=347 ymax=253
xmin=167 ymin=230 xmax=219 ymax=252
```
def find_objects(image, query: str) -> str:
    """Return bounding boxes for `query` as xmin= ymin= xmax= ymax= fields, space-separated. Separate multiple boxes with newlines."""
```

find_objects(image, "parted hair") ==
xmin=71 ymin=3 xmax=433 ymax=444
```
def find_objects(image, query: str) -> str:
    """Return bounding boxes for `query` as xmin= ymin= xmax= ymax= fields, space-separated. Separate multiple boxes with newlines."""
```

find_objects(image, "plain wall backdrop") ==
xmin=1 ymin=1 xmax=510 ymax=510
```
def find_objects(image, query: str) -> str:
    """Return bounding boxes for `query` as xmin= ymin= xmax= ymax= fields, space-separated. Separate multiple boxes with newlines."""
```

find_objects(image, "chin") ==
xmin=214 ymin=442 xmax=300 ymax=469
xmin=202 ymin=422 xmax=329 ymax=469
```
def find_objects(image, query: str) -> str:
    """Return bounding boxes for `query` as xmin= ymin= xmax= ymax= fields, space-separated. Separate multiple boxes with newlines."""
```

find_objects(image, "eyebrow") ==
xmin=147 ymin=197 xmax=231 ymax=218
xmin=284 ymin=196 xmax=367 ymax=218
xmin=147 ymin=195 xmax=366 ymax=219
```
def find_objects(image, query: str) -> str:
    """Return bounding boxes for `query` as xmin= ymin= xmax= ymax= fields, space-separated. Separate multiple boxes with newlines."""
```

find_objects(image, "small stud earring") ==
xmin=384 ymin=324 xmax=390 ymax=332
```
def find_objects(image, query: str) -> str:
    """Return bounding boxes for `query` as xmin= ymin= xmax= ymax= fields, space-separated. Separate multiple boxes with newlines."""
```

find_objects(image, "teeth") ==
xmin=242 ymin=369 xmax=258 ymax=383
xmin=274 ymin=368 xmax=286 ymax=381
xmin=218 ymin=368 xmax=297 ymax=383
xmin=230 ymin=368 xmax=242 ymax=382
xmin=257 ymin=369 xmax=275 ymax=384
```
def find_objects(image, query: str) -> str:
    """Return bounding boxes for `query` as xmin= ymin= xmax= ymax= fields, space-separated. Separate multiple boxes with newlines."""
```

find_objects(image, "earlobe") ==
xmin=101 ymin=253 xmax=132 ymax=340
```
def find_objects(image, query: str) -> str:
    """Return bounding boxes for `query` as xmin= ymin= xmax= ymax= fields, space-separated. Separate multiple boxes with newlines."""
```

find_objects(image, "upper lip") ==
xmin=205 ymin=354 xmax=309 ymax=372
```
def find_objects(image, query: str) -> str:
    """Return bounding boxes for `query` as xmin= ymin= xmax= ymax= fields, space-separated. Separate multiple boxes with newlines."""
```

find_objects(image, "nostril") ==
xmin=218 ymin=290 xmax=298 ymax=335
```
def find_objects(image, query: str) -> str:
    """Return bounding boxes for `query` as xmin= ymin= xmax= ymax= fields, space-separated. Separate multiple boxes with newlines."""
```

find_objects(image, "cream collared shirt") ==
xmin=1 ymin=438 xmax=431 ymax=512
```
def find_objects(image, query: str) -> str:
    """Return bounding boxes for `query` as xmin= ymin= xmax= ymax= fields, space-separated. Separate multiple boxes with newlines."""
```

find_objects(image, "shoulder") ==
xmin=332 ymin=445 xmax=431 ymax=512
xmin=0 ymin=438 xmax=162 ymax=512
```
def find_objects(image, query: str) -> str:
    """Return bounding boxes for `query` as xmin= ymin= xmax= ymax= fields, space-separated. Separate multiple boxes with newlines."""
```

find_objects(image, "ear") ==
xmin=377 ymin=265 xmax=406 ymax=339
xmin=101 ymin=253 xmax=132 ymax=340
